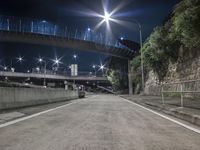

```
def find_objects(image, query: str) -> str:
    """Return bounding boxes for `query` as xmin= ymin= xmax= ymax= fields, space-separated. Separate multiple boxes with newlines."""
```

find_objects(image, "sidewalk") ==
xmin=0 ymin=99 xmax=74 ymax=125
xmin=121 ymin=95 xmax=200 ymax=127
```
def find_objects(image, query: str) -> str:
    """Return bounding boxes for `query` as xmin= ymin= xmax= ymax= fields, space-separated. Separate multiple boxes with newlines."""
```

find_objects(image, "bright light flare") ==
xmin=52 ymin=57 xmax=62 ymax=66
xmin=100 ymin=65 xmax=104 ymax=70
xmin=92 ymin=65 xmax=96 ymax=69
xmin=98 ymin=63 xmax=106 ymax=71
xmin=73 ymin=54 xmax=77 ymax=59
xmin=4 ymin=66 xmax=7 ymax=70
xmin=36 ymin=67 xmax=40 ymax=71
xmin=103 ymin=11 xmax=111 ymax=23
xmin=17 ymin=56 xmax=24 ymax=63
xmin=37 ymin=57 xmax=43 ymax=63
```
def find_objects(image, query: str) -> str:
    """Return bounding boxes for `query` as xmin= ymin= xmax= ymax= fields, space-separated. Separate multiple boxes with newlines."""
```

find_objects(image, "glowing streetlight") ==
xmin=100 ymin=65 xmax=104 ymax=70
xmin=17 ymin=56 xmax=23 ymax=63
xmin=87 ymin=28 xmax=91 ymax=31
xmin=103 ymin=11 xmax=112 ymax=23
xmin=55 ymin=59 xmax=59 ymax=64
xmin=38 ymin=58 xmax=43 ymax=63
xmin=92 ymin=65 xmax=96 ymax=69
xmin=98 ymin=6 xmax=144 ymax=93
xmin=37 ymin=57 xmax=47 ymax=86
xmin=73 ymin=54 xmax=77 ymax=59
xmin=36 ymin=67 xmax=40 ymax=73
xmin=4 ymin=66 xmax=7 ymax=71
xmin=92 ymin=65 xmax=97 ymax=76
xmin=52 ymin=57 xmax=61 ymax=66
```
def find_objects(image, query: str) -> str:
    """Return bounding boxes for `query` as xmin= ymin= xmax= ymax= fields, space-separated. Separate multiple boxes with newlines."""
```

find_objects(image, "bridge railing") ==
xmin=0 ymin=15 xmax=129 ymax=49
xmin=0 ymin=70 xmax=105 ymax=78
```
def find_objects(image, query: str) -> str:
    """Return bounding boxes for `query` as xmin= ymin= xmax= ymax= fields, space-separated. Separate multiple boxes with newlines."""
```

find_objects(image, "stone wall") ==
xmin=145 ymin=49 xmax=200 ymax=95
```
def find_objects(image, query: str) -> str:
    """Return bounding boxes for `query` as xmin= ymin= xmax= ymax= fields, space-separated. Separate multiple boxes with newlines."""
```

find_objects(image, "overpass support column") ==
xmin=128 ymin=60 xmax=133 ymax=95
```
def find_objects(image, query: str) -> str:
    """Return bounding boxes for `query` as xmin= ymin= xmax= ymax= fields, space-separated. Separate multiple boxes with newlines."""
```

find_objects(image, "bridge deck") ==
xmin=0 ymin=71 xmax=108 ymax=81
xmin=0 ymin=30 xmax=134 ymax=59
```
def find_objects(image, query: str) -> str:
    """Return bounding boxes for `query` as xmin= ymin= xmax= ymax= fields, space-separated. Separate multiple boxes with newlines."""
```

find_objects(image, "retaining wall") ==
xmin=0 ymin=87 xmax=78 ymax=110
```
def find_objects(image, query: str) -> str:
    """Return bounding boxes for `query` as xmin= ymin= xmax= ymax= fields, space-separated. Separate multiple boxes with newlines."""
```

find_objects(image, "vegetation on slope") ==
xmin=133 ymin=0 xmax=200 ymax=82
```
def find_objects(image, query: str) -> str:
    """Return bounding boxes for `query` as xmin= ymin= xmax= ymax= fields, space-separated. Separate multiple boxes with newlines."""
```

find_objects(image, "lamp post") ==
xmin=92 ymin=64 xmax=96 ymax=76
xmin=100 ymin=64 xmax=105 ymax=77
xmin=38 ymin=58 xmax=47 ymax=87
xmin=99 ymin=11 xmax=144 ymax=94
xmin=16 ymin=56 xmax=24 ymax=72
xmin=52 ymin=57 xmax=62 ymax=74
xmin=131 ymin=20 xmax=144 ymax=92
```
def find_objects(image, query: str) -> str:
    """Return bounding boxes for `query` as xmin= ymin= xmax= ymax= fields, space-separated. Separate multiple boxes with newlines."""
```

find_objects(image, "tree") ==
xmin=107 ymin=69 xmax=127 ymax=91
xmin=105 ymin=56 xmax=128 ymax=92
xmin=172 ymin=0 xmax=200 ymax=48
xmin=142 ymin=25 xmax=179 ymax=80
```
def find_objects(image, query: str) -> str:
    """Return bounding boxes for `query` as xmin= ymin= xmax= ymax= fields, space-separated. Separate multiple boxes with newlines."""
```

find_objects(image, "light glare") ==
xmin=103 ymin=11 xmax=111 ymax=23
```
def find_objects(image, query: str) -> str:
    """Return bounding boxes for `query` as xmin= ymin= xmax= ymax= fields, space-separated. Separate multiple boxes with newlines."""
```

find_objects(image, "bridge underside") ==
xmin=0 ymin=31 xmax=134 ymax=59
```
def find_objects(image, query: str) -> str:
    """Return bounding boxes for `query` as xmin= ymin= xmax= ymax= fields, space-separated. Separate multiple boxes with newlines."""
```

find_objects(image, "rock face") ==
xmin=144 ymin=71 xmax=161 ymax=95
xmin=145 ymin=49 xmax=200 ymax=96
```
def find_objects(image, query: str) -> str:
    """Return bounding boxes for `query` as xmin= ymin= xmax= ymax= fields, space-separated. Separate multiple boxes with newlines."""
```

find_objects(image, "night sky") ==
xmin=0 ymin=0 xmax=181 ymax=72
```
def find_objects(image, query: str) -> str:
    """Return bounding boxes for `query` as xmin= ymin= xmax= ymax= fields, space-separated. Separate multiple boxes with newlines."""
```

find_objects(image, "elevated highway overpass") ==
xmin=0 ymin=15 xmax=136 ymax=59
xmin=0 ymin=71 xmax=108 ymax=82
xmin=0 ymin=30 xmax=134 ymax=59
xmin=0 ymin=15 xmax=136 ymax=93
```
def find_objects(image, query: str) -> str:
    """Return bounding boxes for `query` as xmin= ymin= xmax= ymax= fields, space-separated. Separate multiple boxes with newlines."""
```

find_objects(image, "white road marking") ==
xmin=1 ymin=95 xmax=200 ymax=135
xmin=0 ymin=100 xmax=81 ymax=129
xmin=121 ymin=97 xmax=200 ymax=134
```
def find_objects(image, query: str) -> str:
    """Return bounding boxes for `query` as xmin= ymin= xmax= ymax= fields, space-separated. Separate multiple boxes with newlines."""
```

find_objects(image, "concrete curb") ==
xmin=120 ymin=96 xmax=200 ymax=127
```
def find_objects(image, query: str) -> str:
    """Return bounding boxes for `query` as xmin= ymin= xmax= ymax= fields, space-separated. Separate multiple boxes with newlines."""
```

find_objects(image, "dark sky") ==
xmin=0 ymin=0 xmax=181 ymax=72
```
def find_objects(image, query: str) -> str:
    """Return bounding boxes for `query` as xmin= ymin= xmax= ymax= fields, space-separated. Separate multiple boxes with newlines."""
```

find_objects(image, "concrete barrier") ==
xmin=0 ymin=87 xmax=79 ymax=110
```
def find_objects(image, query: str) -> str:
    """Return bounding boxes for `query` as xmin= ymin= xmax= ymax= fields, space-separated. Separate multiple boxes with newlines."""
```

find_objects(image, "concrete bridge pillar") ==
xmin=128 ymin=60 xmax=133 ymax=95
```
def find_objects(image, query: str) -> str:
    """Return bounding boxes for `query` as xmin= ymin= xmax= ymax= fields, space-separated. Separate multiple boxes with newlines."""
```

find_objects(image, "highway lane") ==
xmin=0 ymin=95 xmax=200 ymax=150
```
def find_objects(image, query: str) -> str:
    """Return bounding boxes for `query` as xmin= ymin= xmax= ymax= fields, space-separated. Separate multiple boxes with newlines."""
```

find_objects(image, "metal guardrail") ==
xmin=97 ymin=85 xmax=116 ymax=94
xmin=161 ymin=79 xmax=200 ymax=107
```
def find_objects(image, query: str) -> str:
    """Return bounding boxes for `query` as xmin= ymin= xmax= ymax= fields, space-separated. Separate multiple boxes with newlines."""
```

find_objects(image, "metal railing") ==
xmin=0 ymin=70 xmax=105 ymax=78
xmin=0 ymin=15 xmax=128 ymax=49
xmin=161 ymin=79 xmax=200 ymax=107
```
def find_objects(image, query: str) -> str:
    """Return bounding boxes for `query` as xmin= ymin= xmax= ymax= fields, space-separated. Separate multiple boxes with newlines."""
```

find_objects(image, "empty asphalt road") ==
xmin=0 ymin=95 xmax=200 ymax=150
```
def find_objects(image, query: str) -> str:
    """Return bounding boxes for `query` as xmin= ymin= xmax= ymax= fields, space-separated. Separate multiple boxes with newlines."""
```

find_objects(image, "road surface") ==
xmin=0 ymin=95 xmax=200 ymax=150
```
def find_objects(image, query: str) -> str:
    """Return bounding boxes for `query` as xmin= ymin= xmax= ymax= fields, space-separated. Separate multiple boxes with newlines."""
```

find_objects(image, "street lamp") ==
xmin=37 ymin=57 xmax=47 ymax=87
xmin=92 ymin=64 xmax=97 ymax=76
xmin=52 ymin=57 xmax=62 ymax=74
xmin=87 ymin=28 xmax=91 ymax=32
xmin=99 ymin=64 xmax=106 ymax=76
xmin=92 ymin=65 xmax=96 ymax=69
xmin=100 ymin=65 xmax=104 ymax=70
xmin=73 ymin=54 xmax=77 ymax=60
xmin=4 ymin=66 xmax=7 ymax=71
xmin=103 ymin=11 xmax=112 ymax=23
xmin=100 ymin=11 xmax=144 ymax=93
xmin=9 ymin=56 xmax=24 ymax=72
xmin=53 ymin=58 xmax=61 ymax=66
xmin=36 ymin=67 xmax=40 ymax=73
xmin=17 ymin=56 xmax=23 ymax=63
